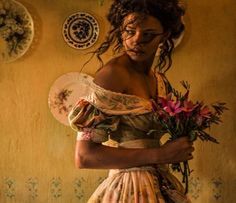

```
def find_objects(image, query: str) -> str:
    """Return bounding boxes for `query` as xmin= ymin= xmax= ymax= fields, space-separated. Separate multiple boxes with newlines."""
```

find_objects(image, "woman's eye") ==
xmin=142 ymin=33 xmax=160 ymax=42
xmin=125 ymin=29 xmax=135 ymax=35
xmin=144 ymin=33 xmax=156 ymax=38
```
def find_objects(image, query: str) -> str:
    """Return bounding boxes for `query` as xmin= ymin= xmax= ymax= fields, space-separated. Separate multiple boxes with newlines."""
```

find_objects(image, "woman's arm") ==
xmin=75 ymin=62 xmax=194 ymax=169
xmin=75 ymin=136 xmax=194 ymax=169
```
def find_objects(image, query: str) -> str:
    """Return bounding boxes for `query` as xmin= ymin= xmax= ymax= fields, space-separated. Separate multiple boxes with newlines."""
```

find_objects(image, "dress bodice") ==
xmin=68 ymin=72 xmax=172 ymax=145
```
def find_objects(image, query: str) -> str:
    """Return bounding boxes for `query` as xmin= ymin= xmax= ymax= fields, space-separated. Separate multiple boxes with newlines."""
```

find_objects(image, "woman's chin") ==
xmin=127 ymin=53 xmax=154 ymax=63
xmin=127 ymin=53 xmax=147 ymax=61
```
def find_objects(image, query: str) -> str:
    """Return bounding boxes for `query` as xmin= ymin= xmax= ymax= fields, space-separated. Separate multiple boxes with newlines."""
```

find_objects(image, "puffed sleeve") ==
xmin=68 ymin=99 xmax=120 ymax=143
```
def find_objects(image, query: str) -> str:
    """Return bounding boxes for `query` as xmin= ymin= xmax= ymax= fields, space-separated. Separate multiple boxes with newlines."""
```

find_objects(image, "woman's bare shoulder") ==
xmin=94 ymin=56 xmax=130 ymax=93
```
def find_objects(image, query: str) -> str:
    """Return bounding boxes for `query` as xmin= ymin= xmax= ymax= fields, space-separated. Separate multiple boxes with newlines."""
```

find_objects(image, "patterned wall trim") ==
xmin=189 ymin=176 xmax=202 ymax=200
xmin=211 ymin=177 xmax=223 ymax=201
xmin=50 ymin=177 xmax=62 ymax=199
xmin=4 ymin=177 xmax=16 ymax=199
xmin=26 ymin=177 xmax=39 ymax=199
xmin=74 ymin=177 xmax=86 ymax=200
xmin=1 ymin=176 xmax=226 ymax=201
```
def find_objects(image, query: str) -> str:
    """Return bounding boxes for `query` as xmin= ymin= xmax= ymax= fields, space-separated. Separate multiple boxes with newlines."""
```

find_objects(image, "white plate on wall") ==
xmin=62 ymin=12 xmax=99 ymax=50
xmin=48 ymin=72 xmax=90 ymax=126
xmin=0 ymin=0 xmax=34 ymax=62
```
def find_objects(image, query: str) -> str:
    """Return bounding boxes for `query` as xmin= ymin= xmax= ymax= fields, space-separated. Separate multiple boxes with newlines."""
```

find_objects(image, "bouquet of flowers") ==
xmin=156 ymin=81 xmax=227 ymax=194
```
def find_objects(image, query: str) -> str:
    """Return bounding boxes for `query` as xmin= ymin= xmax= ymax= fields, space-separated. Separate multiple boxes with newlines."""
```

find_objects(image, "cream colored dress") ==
xmin=68 ymin=73 xmax=191 ymax=203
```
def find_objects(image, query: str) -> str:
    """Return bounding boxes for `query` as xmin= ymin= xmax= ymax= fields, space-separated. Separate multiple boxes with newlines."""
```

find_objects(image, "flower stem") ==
xmin=184 ymin=161 xmax=189 ymax=194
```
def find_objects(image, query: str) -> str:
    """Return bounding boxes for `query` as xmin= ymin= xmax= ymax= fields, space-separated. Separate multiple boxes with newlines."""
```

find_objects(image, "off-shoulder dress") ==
xmin=68 ymin=73 xmax=191 ymax=203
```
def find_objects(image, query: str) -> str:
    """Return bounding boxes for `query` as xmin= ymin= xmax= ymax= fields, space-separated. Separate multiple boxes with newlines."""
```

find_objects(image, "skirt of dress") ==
xmin=87 ymin=166 xmax=191 ymax=203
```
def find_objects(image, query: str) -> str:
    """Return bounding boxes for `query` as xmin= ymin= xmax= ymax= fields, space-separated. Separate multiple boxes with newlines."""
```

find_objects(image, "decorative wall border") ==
xmin=189 ymin=176 xmax=202 ymax=200
xmin=1 ymin=175 xmax=227 ymax=201
xmin=26 ymin=177 xmax=39 ymax=199
xmin=211 ymin=177 xmax=223 ymax=201
xmin=50 ymin=177 xmax=62 ymax=199
xmin=4 ymin=177 xmax=16 ymax=199
xmin=74 ymin=177 xmax=86 ymax=200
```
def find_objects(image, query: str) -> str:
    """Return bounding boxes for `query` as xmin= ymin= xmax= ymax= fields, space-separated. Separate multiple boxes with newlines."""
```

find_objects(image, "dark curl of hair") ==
xmin=94 ymin=0 xmax=185 ymax=73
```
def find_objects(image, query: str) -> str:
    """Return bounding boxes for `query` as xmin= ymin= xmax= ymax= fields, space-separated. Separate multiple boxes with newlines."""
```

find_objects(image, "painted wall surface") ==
xmin=0 ymin=0 xmax=235 ymax=202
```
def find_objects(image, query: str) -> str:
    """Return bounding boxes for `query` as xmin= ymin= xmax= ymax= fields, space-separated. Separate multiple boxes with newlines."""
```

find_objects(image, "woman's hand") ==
xmin=158 ymin=136 xmax=194 ymax=164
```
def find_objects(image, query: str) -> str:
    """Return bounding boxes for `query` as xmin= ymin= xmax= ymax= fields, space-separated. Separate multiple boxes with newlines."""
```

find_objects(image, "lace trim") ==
xmin=79 ymin=73 xmax=153 ymax=115
xmin=77 ymin=72 xmax=167 ymax=115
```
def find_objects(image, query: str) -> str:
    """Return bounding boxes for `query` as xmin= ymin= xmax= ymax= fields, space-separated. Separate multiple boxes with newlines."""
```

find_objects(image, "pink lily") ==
xmin=182 ymin=100 xmax=198 ymax=112
xmin=200 ymin=106 xmax=211 ymax=118
xmin=163 ymin=100 xmax=183 ymax=116
xmin=159 ymin=93 xmax=172 ymax=108
xmin=182 ymin=100 xmax=199 ymax=118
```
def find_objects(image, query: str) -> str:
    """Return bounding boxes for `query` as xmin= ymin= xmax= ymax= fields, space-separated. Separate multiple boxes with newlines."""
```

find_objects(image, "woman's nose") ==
xmin=132 ymin=31 xmax=143 ymax=45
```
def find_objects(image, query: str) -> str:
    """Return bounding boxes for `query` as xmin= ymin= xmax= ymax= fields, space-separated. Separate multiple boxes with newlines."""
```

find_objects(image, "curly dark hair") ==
xmin=93 ymin=0 xmax=185 ymax=73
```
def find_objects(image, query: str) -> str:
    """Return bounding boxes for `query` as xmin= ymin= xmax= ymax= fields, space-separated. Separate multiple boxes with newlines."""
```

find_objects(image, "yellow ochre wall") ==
xmin=0 ymin=0 xmax=235 ymax=202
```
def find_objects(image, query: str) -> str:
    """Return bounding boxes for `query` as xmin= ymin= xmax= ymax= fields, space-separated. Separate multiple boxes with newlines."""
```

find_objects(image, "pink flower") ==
xmin=194 ymin=106 xmax=211 ymax=126
xmin=200 ymin=106 xmax=211 ymax=118
xmin=182 ymin=100 xmax=198 ymax=112
xmin=159 ymin=94 xmax=172 ymax=108
xmin=163 ymin=100 xmax=182 ymax=116
xmin=181 ymin=100 xmax=198 ymax=117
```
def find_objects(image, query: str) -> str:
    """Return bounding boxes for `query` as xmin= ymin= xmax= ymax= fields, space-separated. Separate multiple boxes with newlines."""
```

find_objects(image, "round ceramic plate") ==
xmin=0 ymin=0 xmax=34 ymax=62
xmin=48 ymin=72 xmax=90 ymax=126
xmin=62 ymin=12 xmax=99 ymax=49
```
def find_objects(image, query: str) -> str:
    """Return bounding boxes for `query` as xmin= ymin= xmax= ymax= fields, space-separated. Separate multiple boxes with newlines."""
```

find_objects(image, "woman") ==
xmin=69 ymin=0 xmax=194 ymax=202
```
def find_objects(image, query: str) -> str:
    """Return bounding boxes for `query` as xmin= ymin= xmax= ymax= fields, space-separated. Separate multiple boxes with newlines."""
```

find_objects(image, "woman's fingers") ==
xmin=161 ymin=136 xmax=195 ymax=163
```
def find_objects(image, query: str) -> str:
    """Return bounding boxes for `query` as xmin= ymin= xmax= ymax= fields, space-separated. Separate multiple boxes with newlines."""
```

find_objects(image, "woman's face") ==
xmin=121 ymin=13 xmax=165 ymax=62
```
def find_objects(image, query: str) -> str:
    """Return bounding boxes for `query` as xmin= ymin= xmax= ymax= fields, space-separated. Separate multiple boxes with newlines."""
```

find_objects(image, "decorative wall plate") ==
xmin=0 ymin=0 xmax=34 ymax=62
xmin=62 ymin=12 xmax=99 ymax=50
xmin=48 ymin=72 xmax=89 ymax=126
